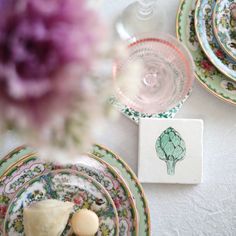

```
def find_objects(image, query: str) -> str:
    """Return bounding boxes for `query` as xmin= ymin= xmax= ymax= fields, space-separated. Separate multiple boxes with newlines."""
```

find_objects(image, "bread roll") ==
xmin=23 ymin=199 xmax=74 ymax=236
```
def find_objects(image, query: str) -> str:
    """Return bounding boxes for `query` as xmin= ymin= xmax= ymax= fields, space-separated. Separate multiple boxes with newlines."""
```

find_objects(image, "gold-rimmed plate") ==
xmin=0 ymin=153 xmax=53 ymax=234
xmin=53 ymin=154 xmax=139 ymax=236
xmin=0 ymin=151 xmax=139 ymax=236
xmin=213 ymin=0 xmax=236 ymax=61
xmin=177 ymin=0 xmax=236 ymax=105
xmin=4 ymin=170 xmax=119 ymax=236
xmin=0 ymin=146 xmax=34 ymax=177
xmin=195 ymin=0 xmax=236 ymax=81
xmin=92 ymin=144 xmax=151 ymax=236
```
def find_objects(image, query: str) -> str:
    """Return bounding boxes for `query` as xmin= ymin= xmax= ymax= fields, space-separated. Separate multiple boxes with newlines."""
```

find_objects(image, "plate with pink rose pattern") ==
xmin=92 ymin=144 xmax=151 ymax=236
xmin=213 ymin=0 xmax=236 ymax=61
xmin=0 ymin=154 xmax=53 ymax=234
xmin=53 ymin=154 xmax=138 ymax=236
xmin=4 ymin=170 xmax=119 ymax=236
xmin=195 ymin=0 xmax=236 ymax=81
xmin=0 ymin=146 xmax=34 ymax=177
xmin=177 ymin=0 xmax=236 ymax=105
xmin=0 ymin=153 xmax=138 ymax=236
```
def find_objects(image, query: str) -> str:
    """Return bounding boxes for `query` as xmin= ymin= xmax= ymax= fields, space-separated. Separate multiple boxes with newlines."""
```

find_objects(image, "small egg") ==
xmin=71 ymin=209 xmax=99 ymax=236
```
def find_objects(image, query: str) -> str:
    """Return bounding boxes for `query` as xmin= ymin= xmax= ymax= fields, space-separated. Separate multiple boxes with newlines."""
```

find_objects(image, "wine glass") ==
xmin=115 ymin=0 xmax=165 ymax=40
xmin=113 ymin=33 xmax=194 ymax=114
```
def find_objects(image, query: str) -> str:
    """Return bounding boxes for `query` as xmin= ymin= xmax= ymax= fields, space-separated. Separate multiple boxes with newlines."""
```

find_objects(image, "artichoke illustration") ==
xmin=155 ymin=127 xmax=186 ymax=175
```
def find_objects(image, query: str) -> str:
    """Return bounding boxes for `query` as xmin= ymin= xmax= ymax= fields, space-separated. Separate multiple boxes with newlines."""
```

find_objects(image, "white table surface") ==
xmin=1 ymin=0 xmax=236 ymax=235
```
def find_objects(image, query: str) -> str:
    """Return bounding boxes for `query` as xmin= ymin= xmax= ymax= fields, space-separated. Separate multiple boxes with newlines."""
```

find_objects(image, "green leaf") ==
xmin=163 ymin=142 xmax=175 ymax=157
xmin=156 ymin=145 xmax=166 ymax=160
xmin=160 ymin=133 xmax=169 ymax=148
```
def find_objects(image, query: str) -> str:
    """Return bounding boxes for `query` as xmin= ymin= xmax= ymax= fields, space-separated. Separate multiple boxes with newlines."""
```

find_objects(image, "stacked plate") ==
xmin=177 ymin=0 xmax=236 ymax=105
xmin=0 ymin=145 xmax=151 ymax=236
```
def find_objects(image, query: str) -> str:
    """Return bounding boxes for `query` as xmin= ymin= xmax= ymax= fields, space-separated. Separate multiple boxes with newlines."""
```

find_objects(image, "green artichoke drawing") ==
xmin=155 ymin=127 xmax=186 ymax=175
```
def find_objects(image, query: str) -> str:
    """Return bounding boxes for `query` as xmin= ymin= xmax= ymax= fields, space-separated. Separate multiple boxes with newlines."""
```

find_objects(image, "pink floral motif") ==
xmin=113 ymin=198 xmax=122 ymax=209
xmin=52 ymin=165 xmax=63 ymax=170
xmin=200 ymin=59 xmax=214 ymax=72
xmin=113 ymin=180 xmax=119 ymax=189
xmin=215 ymin=49 xmax=225 ymax=60
xmin=0 ymin=205 xmax=7 ymax=217
xmin=73 ymin=197 xmax=82 ymax=205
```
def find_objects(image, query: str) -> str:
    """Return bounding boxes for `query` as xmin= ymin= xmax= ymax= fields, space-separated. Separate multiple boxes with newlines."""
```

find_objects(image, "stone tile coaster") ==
xmin=138 ymin=118 xmax=203 ymax=184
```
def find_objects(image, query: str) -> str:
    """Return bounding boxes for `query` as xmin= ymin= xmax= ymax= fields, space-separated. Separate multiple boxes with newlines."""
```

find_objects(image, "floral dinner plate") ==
xmin=213 ymin=0 xmax=236 ymax=61
xmin=0 ymin=146 xmax=34 ymax=177
xmin=4 ymin=170 xmax=119 ymax=236
xmin=92 ymin=144 xmax=151 ymax=236
xmin=0 ymin=151 xmax=138 ymax=236
xmin=53 ymin=154 xmax=139 ymax=236
xmin=177 ymin=0 xmax=236 ymax=105
xmin=0 ymin=154 xmax=53 ymax=233
xmin=195 ymin=0 xmax=236 ymax=81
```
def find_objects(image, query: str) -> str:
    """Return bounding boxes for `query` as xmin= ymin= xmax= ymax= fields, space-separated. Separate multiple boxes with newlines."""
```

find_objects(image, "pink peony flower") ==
xmin=0 ymin=0 xmax=103 ymax=127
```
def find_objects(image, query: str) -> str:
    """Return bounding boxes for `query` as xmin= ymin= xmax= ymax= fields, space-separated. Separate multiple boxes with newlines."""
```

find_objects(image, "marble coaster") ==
xmin=138 ymin=118 xmax=203 ymax=184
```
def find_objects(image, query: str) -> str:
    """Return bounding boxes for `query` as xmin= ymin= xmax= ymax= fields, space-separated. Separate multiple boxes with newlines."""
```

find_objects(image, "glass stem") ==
xmin=138 ymin=0 xmax=156 ymax=19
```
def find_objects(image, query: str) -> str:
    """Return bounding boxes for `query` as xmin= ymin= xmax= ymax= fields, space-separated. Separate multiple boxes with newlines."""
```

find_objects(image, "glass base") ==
xmin=115 ymin=1 xmax=165 ymax=40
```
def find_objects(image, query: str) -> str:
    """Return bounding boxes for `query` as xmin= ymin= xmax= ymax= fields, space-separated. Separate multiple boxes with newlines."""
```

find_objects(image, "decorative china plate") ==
xmin=0 ymin=154 xmax=53 ymax=233
xmin=1 ymin=144 xmax=151 ymax=235
xmin=92 ymin=144 xmax=151 ymax=236
xmin=4 ymin=170 xmax=119 ymax=236
xmin=195 ymin=0 xmax=236 ymax=81
xmin=213 ymin=0 xmax=236 ymax=61
xmin=0 ymin=146 xmax=34 ymax=177
xmin=0 ymin=153 xmax=138 ymax=236
xmin=177 ymin=0 xmax=236 ymax=105
xmin=53 ymin=154 xmax=139 ymax=236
